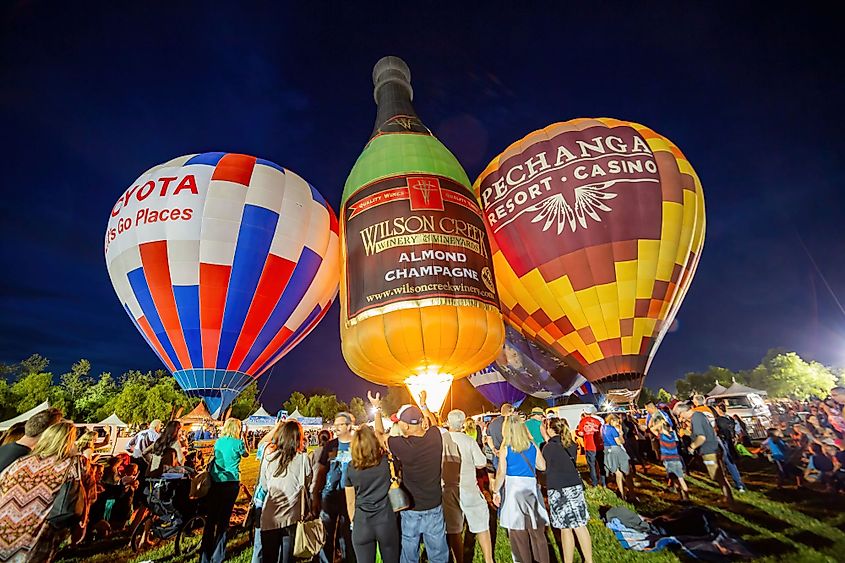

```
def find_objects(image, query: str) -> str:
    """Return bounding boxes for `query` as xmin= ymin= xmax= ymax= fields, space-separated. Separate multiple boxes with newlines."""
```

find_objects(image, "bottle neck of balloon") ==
xmin=370 ymin=82 xmax=426 ymax=139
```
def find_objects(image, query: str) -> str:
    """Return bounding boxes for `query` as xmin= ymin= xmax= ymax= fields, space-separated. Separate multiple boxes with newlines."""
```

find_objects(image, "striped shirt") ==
xmin=659 ymin=431 xmax=681 ymax=461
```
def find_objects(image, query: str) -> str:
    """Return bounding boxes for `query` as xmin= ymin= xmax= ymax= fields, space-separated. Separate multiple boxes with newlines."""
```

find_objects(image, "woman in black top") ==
xmin=344 ymin=425 xmax=399 ymax=563
xmin=542 ymin=418 xmax=593 ymax=563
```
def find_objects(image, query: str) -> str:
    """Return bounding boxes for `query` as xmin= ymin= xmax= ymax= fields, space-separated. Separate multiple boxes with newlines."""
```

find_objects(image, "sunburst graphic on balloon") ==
xmin=527 ymin=182 xmax=618 ymax=234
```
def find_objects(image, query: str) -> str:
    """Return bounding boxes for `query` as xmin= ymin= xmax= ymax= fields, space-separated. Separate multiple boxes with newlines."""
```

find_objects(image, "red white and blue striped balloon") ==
xmin=468 ymin=365 xmax=526 ymax=408
xmin=105 ymin=153 xmax=339 ymax=417
xmin=573 ymin=381 xmax=597 ymax=397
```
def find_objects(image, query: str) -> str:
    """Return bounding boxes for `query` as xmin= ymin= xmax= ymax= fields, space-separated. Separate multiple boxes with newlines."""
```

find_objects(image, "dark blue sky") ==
xmin=2 ymin=3 xmax=843 ymax=410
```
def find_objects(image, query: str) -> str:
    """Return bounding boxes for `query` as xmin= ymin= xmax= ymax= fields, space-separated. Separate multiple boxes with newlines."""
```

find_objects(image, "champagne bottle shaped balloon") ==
xmin=340 ymin=56 xmax=504 ymax=411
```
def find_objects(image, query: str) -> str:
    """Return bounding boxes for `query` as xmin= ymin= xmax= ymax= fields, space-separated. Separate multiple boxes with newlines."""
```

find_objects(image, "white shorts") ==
xmin=443 ymin=486 xmax=490 ymax=534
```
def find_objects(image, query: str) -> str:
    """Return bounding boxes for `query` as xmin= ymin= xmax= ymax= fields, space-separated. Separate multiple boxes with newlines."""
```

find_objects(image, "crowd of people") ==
xmin=1 ymin=386 xmax=844 ymax=562
xmin=762 ymin=389 xmax=845 ymax=491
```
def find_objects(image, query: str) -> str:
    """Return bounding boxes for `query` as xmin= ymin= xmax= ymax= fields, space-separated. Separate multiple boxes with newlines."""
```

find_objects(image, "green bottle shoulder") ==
xmin=342 ymin=134 xmax=471 ymax=202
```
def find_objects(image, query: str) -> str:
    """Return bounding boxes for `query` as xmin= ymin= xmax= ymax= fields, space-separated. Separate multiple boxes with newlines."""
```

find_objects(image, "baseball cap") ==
xmin=531 ymin=407 xmax=545 ymax=416
xmin=398 ymin=404 xmax=423 ymax=424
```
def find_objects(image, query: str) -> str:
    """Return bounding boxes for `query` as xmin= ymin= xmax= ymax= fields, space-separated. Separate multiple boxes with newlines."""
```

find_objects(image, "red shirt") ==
xmin=577 ymin=415 xmax=604 ymax=451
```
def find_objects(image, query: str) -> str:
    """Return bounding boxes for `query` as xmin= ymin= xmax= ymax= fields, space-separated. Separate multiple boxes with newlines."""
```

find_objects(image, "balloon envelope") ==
xmin=496 ymin=326 xmax=582 ymax=399
xmin=105 ymin=153 xmax=339 ymax=416
xmin=474 ymin=118 xmax=705 ymax=393
xmin=468 ymin=365 xmax=526 ymax=407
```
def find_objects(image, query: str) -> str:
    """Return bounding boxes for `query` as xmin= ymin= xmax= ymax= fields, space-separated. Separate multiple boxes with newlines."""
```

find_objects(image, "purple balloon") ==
xmin=496 ymin=325 xmax=583 ymax=399
xmin=468 ymin=365 xmax=526 ymax=407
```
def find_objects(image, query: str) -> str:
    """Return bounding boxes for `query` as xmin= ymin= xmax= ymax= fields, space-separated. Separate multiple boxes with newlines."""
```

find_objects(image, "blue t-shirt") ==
xmin=763 ymin=437 xmax=786 ymax=461
xmin=210 ymin=436 xmax=247 ymax=482
xmin=602 ymin=424 xmax=621 ymax=448
xmin=505 ymin=444 xmax=537 ymax=477
xmin=320 ymin=438 xmax=352 ymax=496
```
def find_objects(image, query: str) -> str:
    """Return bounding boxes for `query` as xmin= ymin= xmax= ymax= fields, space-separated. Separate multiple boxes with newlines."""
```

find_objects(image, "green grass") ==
xmin=58 ymin=454 xmax=843 ymax=562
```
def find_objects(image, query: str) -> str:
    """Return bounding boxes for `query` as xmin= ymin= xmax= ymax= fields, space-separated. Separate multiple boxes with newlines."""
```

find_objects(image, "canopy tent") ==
xmin=707 ymin=383 xmax=728 ymax=396
xmin=287 ymin=408 xmax=322 ymax=428
xmin=0 ymin=401 xmax=49 ymax=431
xmin=248 ymin=405 xmax=276 ymax=419
xmin=97 ymin=413 xmax=128 ymax=427
xmin=245 ymin=405 xmax=277 ymax=428
xmin=719 ymin=381 xmax=767 ymax=396
xmin=180 ymin=400 xmax=219 ymax=425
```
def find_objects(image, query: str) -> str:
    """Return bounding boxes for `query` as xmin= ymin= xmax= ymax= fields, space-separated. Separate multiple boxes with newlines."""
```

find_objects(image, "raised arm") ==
xmin=368 ymin=391 xmax=390 ymax=449
xmin=417 ymin=390 xmax=438 ymax=427
xmin=259 ymin=421 xmax=282 ymax=447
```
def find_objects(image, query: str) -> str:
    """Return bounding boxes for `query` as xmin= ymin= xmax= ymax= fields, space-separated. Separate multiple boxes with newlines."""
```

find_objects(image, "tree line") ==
xmin=0 ymin=354 xmax=259 ymax=424
xmin=0 ymin=354 xmax=390 ymax=426
xmin=666 ymin=348 xmax=844 ymax=400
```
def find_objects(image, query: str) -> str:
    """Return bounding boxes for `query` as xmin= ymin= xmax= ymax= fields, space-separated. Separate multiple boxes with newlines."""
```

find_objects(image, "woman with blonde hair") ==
xmin=0 ymin=421 xmax=88 ymax=561
xmin=344 ymin=425 xmax=399 ymax=563
xmin=492 ymin=415 xmax=549 ymax=563
xmin=200 ymin=418 xmax=249 ymax=563
xmin=543 ymin=418 xmax=592 ymax=563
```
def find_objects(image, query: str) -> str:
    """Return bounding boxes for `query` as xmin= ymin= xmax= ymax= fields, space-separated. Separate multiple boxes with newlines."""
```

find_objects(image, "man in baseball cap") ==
xmin=369 ymin=390 xmax=448 ymax=563
xmin=526 ymin=406 xmax=546 ymax=447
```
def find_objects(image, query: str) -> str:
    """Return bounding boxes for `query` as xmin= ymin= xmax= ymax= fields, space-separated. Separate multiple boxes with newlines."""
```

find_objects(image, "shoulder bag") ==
xmin=189 ymin=454 xmax=214 ymax=499
xmin=47 ymin=457 xmax=88 ymax=529
xmin=387 ymin=454 xmax=411 ymax=512
xmin=294 ymin=454 xmax=326 ymax=559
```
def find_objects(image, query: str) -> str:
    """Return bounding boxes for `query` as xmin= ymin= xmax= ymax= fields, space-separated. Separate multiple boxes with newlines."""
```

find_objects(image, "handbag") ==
xmin=48 ymin=457 xmax=87 ymax=529
xmin=293 ymin=454 xmax=325 ymax=559
xmin=189 ymin=455 xmax=213 ymax=499
xmin=387 ymin=454 xmax=411 ymax=512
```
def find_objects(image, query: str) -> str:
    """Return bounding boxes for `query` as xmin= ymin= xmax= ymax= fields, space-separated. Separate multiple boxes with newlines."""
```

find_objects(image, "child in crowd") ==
xmin=650 ymin=417 xmax=689 ymax=501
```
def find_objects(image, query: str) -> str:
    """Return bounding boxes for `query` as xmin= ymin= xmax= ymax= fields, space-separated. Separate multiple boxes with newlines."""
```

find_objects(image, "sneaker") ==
xmin=737 ymin=487 xmax=747 ymax=493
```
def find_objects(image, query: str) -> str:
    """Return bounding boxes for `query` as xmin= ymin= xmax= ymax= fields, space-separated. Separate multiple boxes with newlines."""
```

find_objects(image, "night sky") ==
xmin=1 ymin=4 xmax=843 ymax=411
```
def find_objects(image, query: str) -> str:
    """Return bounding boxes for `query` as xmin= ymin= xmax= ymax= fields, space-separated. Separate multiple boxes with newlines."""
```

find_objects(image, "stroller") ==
xmin=142 ymin=475 xmax=194 ymax=539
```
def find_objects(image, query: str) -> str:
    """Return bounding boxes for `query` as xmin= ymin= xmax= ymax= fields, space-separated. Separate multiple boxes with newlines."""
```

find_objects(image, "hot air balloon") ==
xmin=340 ymin=57 xmax=504 ymax=412
xmin=496 ymin=326 xmax=582 ymax=400
xmin=474 ymin=118 xmax=705 ymax=395
xmin=105 ymin=153 xmax=339 ymax=417
xmin=468 ymin=365 xmax=526 ymax=407
xmin=573 ymin=381 xmax=597 ymax=397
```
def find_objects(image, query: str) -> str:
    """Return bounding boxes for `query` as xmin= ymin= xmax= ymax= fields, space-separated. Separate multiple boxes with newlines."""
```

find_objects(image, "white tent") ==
xmin=248 ymin=405 xmax=276 ymax=419
xmin=97 ymin=413 xmax=128 ymax=427
xmin=707 ymin=383 xmax=728 ymax=397
xmin=0 ymin=401 xmax=49 ymax=431
xmin=245 ymin=405 xmax=277 ymax=428
xmin=288 ymin=408 xmax=303 ymax=420
xmin=721 ymin=381 xmax=767 ymax=396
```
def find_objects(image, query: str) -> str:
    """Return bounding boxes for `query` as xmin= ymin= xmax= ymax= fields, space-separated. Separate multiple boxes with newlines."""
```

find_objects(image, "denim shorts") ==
xmin=663 ymin=460 xmax=685 ymax=479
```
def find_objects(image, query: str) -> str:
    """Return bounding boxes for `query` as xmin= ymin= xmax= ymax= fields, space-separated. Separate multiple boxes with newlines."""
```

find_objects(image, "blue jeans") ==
xmin=400 ymin=505 xmax=448 ymax=563
xmin=723 ymin=451 xmax=745 ymax=489
xmin=261 ymin=525 xmax=295 ymax=563
xmin=251 ymin=524 xmax=262 ymax=563
xmin=200 ymin=481 xmax=240 ymax=563
xmin=585 ymin=450 xmax=606 ymax=486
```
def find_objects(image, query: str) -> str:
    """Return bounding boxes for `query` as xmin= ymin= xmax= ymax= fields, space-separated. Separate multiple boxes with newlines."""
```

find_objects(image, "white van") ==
xmin=546 ymin=403 xmax=597 ymax=430
xmin=706 ymin=392 xmax=771 ymax=439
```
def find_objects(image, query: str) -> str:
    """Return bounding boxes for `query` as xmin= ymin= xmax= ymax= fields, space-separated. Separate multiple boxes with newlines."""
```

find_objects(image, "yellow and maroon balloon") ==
xmin=473 ymin=118 xmax=705 ymax=394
